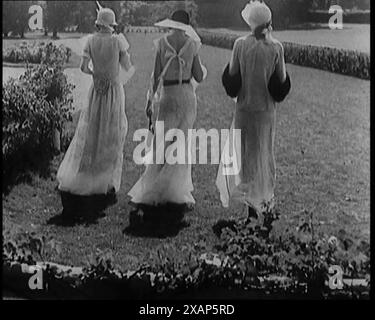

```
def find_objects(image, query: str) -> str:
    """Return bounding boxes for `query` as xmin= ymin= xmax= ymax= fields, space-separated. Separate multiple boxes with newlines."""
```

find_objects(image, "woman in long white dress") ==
xmin=216 ymin=1 xmax=287 ymax=220
xmin=128 ymin=10 xmax=205 ymax=220
xmin=57 ymin=8 xmax=133 ymax=211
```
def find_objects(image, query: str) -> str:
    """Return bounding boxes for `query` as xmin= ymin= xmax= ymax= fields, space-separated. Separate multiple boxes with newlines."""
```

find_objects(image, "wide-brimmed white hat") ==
xmin=154 ymin=10 xmax=201 ymax=43
xmin=95 ymin=7 xmax=118 ymax=31
xmin=241 ymin=1 xmax=272 ymax=30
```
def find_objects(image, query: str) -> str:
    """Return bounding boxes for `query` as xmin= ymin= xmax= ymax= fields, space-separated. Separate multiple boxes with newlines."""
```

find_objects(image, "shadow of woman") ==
xmin=46 ymin=191 xmax=116 ymax=227
xmin=122 ymin=203 xmax=191 ymax=239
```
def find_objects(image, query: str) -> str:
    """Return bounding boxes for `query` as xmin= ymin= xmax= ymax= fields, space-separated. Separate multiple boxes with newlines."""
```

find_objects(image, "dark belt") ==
xmin=163 ymin=79 xmax=190 ymax=86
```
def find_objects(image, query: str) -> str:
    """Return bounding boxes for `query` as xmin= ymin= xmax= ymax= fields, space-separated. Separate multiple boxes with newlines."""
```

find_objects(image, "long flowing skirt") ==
xmin=216 ymin=108 xmax=276 ymax=213
xmin=128 ymin=84 xmax=196 ymax=205
xmin=57 ymin=82 xmax=127 ymax=195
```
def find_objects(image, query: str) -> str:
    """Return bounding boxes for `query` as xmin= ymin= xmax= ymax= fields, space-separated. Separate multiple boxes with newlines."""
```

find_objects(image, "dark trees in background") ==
xmin=45 ymin=1 xmax=75 ymax=38
xmin=194 ymin=0 xmax=369 ymax=29
xmin=120 ymin=1 xmax=198 ymax=27
xmin=2 ymin=1 xmax=33 ymax=38
xmin=330 ymin=0 xmax=370 ymax=9
xmin=310 ymin=0 xmax=370 ymax=9
xmin=71 ymin=1 xmax=96 ymax=33
xmin=195 ymin=0 xmax=313 ymax=29
xmin=148 ymin=1 xmax=198 ymax=27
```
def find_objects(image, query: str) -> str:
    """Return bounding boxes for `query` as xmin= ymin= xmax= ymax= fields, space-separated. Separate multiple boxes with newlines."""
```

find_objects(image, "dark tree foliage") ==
xmin=2 ymin=1 xmax=33 ymax=38
xmin=120 ymin=1 xmax=198 ymax=27
xmin=45 ymin=1 xmax=75 ymax=38
xmin=194 ymin=0 xmax=369 ymax=29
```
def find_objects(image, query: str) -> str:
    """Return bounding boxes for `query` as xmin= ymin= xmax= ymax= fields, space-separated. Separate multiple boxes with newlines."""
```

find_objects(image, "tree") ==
xmin=71 ymin=1 xmax=96 ymax=33
xmin=2 ymin=1 xmax=33 ymax=38
xmin=2 ymin=1 xmax=15 ymax=37
xmin=116 ymin=1 xmax=198 ymax=27
xmin=45 ymin=1 xmax=75 ymax=38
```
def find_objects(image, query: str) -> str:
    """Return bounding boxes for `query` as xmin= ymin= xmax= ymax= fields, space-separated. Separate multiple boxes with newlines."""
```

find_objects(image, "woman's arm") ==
xmin=146 ymin=49 xmax=162 ymax=117
xmin=275 ymin=43 xmax=287 ymax=82
xmin=229 ymin=40 xmax=240 ymax=76
xmin=120 ymin=50 xmax=132 ymax=71
xmin=152 ymin=50 xmax=162 ymax=94
xmin=80 ymin=56 xmax=93 ymax=75
xmin=192 ymin=54 xmax=204 ymax=83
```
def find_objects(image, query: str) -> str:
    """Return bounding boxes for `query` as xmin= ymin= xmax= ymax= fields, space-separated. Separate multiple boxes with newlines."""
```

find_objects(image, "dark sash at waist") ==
xmin=163 ymin=79 xmax=191 ymax=87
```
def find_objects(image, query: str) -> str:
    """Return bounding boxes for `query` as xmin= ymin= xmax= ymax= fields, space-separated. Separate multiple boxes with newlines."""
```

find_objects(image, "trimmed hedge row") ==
xmin=197 ymin=30 xmax=370 ymax=80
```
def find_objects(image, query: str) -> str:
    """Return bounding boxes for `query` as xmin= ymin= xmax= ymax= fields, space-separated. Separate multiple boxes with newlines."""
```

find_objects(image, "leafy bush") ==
xmin=3 ymin=210 xmax=370 ymax=299
xmin=2 ymin=43 xmax=74 ymax=191
xmin=3 ymin=205 xmax=370 ymax=300
xmin=215 ymin=209 xmax=370 ymax=297
xmin=198 ymin=30 xmax=370 ymax=80
xmin=3 ymin=42 xmax=72 ymax=65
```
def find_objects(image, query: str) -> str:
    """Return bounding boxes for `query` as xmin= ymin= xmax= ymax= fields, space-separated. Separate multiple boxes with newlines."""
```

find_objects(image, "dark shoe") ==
xmin=129 ymin=208 xmax=144 ymax=227
xmin=106 ymin=187 xmax=118 ymax=206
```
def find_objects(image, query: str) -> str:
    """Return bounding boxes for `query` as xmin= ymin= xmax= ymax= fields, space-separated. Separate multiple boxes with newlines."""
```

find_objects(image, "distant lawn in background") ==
xmin=2 ymin=33 xmax=370 ymax=271
xmin=200 ymin=24 xmax=370 ymax=53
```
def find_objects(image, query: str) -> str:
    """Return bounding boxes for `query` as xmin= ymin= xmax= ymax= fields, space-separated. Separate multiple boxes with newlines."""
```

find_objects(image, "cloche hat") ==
xmin=95 ymin=2 xmax=118 ymax=31
xmin=241 ymin=1 xmax=272 ymax=30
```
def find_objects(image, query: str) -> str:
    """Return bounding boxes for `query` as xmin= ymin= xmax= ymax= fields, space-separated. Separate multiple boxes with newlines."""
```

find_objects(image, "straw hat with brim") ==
xmin=95 ymin=8 xmax=118 ymax=31
xmin=154 ymin=10 xmax=201 ymax=43
xmin=241 ymin=1 xmax=272 ymax=30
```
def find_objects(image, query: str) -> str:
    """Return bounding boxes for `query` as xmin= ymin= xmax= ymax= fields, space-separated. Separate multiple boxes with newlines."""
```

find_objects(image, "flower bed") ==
xmin=3 ymin=209 xmax=370 ymax=300
xmin=3 ymin=42 xmax=72 ymax=65
xmin=197 ymin=30 xmax=370 ymax=80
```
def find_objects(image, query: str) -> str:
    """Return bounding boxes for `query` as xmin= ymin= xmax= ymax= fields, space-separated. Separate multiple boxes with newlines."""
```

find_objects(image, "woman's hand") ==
xmin=80 ymin=56 xmax=93 ymax=75
xmin=192 ymin=54 xmax=204 ymax=83
xmin=145 ymin=99 xmax=153 ymax=118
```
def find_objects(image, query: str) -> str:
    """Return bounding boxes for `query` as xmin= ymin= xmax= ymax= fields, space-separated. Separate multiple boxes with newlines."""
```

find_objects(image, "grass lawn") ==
xmin=201 ymin=24 xmax=370 ymax=53
xmin=2 ymin=33 xmax=370 ymax=271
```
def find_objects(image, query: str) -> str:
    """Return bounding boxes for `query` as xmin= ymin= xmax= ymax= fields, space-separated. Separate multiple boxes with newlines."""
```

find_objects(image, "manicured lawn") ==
xmin=2 ymin=33 xmax=370 ymax=271
xmin=201 ymin=24 xmax=370 ymax=53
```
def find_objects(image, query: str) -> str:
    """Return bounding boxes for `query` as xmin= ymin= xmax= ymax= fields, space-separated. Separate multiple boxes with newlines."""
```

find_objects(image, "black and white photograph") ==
xmin=2 ymin=0 xmax=371 ymax=305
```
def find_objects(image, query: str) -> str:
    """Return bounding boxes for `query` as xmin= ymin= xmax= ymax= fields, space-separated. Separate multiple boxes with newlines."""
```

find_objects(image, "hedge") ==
xmin=197 ymin=30 xmax=370 ymax=80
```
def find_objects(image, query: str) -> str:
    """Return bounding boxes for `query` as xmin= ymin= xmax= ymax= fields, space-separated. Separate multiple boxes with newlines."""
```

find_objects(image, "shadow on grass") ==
xmin=46 ymin=191 xmax=115 ymax=227
xmin=123 ymin=203 xmax=192 ymax=239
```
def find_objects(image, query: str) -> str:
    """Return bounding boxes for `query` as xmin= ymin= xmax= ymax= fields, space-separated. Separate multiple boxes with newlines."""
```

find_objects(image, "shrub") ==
xmin=3 ymin=210 xmax=370 ymax=299
xmin=3 ymin=42 xmax=71 ymax=65
xmin=197 ymin=30 xmax=370 ymax=80
xmin=215 ymin=209 xmax=370 ymax=297
xmin=2 ymin=44 xmax=74 ymax=191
